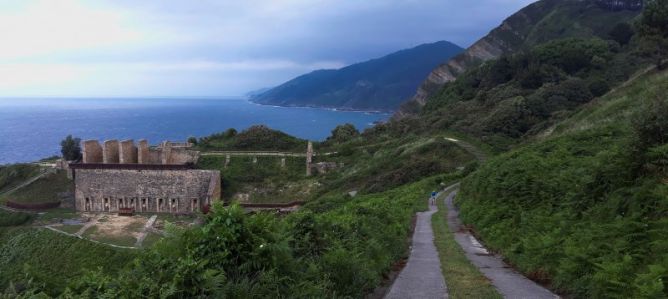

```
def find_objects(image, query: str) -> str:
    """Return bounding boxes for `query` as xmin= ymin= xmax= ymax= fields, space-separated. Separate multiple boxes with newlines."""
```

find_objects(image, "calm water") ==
xmin=0 ymin=98 xmax=388 ymax=164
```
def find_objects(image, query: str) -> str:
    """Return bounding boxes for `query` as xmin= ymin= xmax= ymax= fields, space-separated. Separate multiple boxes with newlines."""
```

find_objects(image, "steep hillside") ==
xmin=395 ymin=0 xmax=643 ymax=118
xmin=250 ymin=41 xmax=463 ymax=111
xmin=457 ymin=69 xmax=668 ymax=298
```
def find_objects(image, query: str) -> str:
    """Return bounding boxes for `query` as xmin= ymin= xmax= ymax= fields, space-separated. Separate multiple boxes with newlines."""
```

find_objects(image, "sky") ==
xmin=0 ymin=0 xmax=536 ymax=97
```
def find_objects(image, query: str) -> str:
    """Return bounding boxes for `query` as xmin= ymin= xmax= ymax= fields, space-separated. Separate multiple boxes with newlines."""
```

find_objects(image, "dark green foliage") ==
xmin=198 ymin=125 xmax=308 ymax=152
xmin=609 ymin=22 xmax=635 ymax=45
xmin=187 ymin=136 xmax=197 ymax=145
xmin=640 ymin=0 xmax=668 ymax=37
xmin=0 ymin=228 xmax=134 ymax=295
xmin=0 ymin=164 xmax=39 ymax=194
xmin=15 ymin=176 xmax=451 ymax=298
xmin=638 ymin=0 xmax=668 ymax=68
xmin=0 ymin=210 xmax=33 ymax=227
xmin=588 ymin=77 xmax=611 ymax=97
xmin=326 ymin=123 xmax=360 ymax=144
xmin=457 ymin=72 xmax=668 ymax=298
xmin=251 ymin=41 xmax=463 ymax=111
xmin=60 ymin=135 xmax=81 ymax=161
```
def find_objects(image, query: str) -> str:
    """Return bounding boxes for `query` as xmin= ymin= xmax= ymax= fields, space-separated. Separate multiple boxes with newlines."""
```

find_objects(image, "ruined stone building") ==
xmin=71 ymin=139 xmax=221 ymax=214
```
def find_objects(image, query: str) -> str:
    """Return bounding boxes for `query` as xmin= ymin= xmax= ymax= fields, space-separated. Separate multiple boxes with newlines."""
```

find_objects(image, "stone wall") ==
xmin=74 ymin=168 xmax=221 ymax=213
xmin=103 ymin=140 xmax=120 ymax=164
xmin=82 ymin=139 xmax=199 ymax=165
xmin=82 ymin=140 xmax=103 ymax=163
xmin=119 ymin=140 xmax=138 ymax=164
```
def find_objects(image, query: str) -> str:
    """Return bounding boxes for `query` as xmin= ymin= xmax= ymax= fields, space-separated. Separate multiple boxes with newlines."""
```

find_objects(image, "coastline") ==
xmin=246 ymin=98 xmax=395 ymax=115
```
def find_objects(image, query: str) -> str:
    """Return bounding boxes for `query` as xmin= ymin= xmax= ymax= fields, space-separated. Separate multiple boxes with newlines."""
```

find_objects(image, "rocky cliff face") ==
xmin=394 ymin=0 xmax=642 ymax=119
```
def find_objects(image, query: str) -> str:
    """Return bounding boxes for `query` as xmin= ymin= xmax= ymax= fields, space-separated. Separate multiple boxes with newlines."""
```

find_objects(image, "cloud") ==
xmin=0 ymin=0 xmax=537 ymax=96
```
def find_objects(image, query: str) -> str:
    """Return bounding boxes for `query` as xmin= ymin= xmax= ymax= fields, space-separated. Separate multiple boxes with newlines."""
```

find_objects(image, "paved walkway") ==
xmin=444 ymin=190 xmax=559 ymax=299
xmin=386 ymin=198 xmax=447 ymax=299
xmin=134 ymin=215 xmax=158 ymax=248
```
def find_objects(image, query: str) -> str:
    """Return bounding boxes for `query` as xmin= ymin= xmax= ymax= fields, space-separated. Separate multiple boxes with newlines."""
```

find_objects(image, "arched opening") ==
xmin=192 ymin=198 xmax=198 ymax=212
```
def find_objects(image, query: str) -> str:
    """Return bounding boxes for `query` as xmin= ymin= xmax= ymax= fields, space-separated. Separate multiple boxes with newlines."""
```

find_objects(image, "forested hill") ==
xmin=249 ymin=41 xmax=463 ymax=111
xmin=394 ymin=0 xmax=644 ymax=118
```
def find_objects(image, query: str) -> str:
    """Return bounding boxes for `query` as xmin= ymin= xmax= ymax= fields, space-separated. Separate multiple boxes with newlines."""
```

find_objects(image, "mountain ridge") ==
xmin=250 ymin=41 xmax=463 ymax=111
xmin=394 ymin=0 xmax=644 ymax=119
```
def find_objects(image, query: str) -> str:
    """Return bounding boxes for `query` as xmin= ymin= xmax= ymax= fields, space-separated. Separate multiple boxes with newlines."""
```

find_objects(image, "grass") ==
xmin=34 ymin=208 xmax=79 ymax=223
xmin=0 ymin=209 xmax=34 ymax=227
xmin=0 ymin=227 xmax=135 ymax=295
xmin=83 ymin=226 xmax=138 ymax=247
xmin=141 ymin=232 xmax=163 ymax=248
xmin=58 ymin=224 xmax=84 ymax=235
xmin=432 ymin=190 xmax=502 ymax=299
xmin=2 ymin=170 xmax=71 ymax=204
xmin=0 ymin=164 xmax=41 ymax=195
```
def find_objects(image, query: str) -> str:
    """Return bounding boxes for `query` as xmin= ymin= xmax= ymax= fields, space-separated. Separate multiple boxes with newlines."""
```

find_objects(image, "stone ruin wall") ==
xmin=82 ymin=140 xmax=103 ymax=163
xmin=103 ymin=140 xmax=120 ymax=163
xmin=74 ymin=168 xmax=220 ymax=213
xmin=82 ymin=139 xmax=198 ymax=165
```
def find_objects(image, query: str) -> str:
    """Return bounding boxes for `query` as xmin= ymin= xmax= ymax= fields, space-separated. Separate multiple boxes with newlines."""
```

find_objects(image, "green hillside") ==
xmin=251 ymin=41 xmax=463 ymax=111
xmin=397 ymin=0 xmax=643 ymax=118
xmin=457 ymin=69 xmax=668 ymax=298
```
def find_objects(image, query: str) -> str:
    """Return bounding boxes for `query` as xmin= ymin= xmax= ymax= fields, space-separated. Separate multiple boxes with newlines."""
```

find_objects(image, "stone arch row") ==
xmin=83 ymin=196 xmax=205 ymax=213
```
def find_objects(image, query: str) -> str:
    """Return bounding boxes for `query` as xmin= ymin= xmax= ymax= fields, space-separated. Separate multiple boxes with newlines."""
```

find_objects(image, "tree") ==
xmin=327 ymin=124 xmax=360 ymax=143
xmin=60 ymin=135 xmax=82 ymax=161
xmin=638 ymin=0 xmax=668 ymax=68
xmin=609 ymin=22 xmax=635 ymax=46
xmin=187 ymin=136 xmax=198 ymax=145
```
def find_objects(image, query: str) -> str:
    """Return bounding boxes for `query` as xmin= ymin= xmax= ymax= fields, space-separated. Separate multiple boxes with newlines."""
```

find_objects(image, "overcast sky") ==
xmin=0 ymin=0 xmax=536 ymax=97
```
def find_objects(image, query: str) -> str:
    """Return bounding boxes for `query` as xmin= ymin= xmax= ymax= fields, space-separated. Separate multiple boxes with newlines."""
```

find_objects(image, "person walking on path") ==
xmin=430 ymin=191 xmax=437 ymax=206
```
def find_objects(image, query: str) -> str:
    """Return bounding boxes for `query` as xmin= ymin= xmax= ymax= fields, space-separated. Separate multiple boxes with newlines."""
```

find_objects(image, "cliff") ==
xmin=394 ymin=0 xmax=643 ymax=119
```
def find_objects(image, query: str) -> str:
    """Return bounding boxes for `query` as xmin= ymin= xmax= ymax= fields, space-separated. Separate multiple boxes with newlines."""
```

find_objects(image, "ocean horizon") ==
xmin=0 ymin=97 xmax=388 ymax=165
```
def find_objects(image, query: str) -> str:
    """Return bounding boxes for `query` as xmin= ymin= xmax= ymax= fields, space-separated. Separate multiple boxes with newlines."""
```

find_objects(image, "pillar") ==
xmin=120 ymin=140 xmax=138 ymax=164
xmin=103 ymin=140 xmax=120 ymax=164
xmin=82 ymin=140 xmax=103 ymax=163
xmin=225 ymin=154 xmax=230 ymax=168
xmin=306 ymin=141 xmax=313 ymax=176
xmin=138 ymin=139 xmax=149 ymax=164
xmin=281 ymin=158 xmax=286 ymax=168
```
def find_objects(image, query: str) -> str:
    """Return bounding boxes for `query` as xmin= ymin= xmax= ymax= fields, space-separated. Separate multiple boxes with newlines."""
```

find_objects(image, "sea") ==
xmin=0 ymin=98 xmax=389 ymax=165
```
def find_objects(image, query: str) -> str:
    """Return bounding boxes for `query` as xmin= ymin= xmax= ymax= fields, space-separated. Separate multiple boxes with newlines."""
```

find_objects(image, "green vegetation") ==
xmin=8 ymin=175 xmax=454 ymax=298
xmin=198 ymin=155 xmax=310 ymax=202
xmin=457 ymin=70 xmax=668 ymax=298
xmin=60 ymin=135 xmax=81 ymax=161
xmin=83 ymin=226 xmax=137 ymax=247
xmin=0 ymin=164 xmax=40 ymax=194
xmin=2 ymin=170 xmax=71 ymax=204
xmin=57 ymin=224 xmax=83 ymax=235
xmin=0 ymin=227 xmax=134 ymax=295
xmin=432 ymin=191 xmax=501 ymax=299
xmin=197 ymin=125 xmax=308 ymax=152
xmin=0 ymin=210 xmax=33 ymax=227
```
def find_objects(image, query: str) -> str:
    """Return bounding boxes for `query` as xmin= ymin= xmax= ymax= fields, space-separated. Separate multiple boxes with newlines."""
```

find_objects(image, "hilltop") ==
xmin=250 ymin=41 xmax=463 ymax=111
xmin=395 ymin=0 xmax=643 ymax=118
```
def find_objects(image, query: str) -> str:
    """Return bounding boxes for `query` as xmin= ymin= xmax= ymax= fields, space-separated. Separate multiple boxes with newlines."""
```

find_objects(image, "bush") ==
xmin=60 ymin=135 xmax=82 ymax=161
xmin=609 ymin=22 xmax=635 ymax=46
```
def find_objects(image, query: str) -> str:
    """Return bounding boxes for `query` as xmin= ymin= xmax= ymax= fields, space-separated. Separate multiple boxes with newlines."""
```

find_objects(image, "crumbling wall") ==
xmin=169 ymin=148 xmax=200 ymax=165
xmin=74 ymin=168 xmax=221 ymax=213
xmin=119 ymin=140 xmax=138 ymax=164
xmin=82 ymin=140 xmax=103 ymax=163
xmin=138 ymin=140 xmax=149 ymax=164
xmin=103 ymin=140 xmax=120 ymax=164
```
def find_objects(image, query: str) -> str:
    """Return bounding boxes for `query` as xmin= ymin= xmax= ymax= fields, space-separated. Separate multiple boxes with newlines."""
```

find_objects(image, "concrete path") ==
xmin=385 ymin=199 xmax=447 ymax=299
xmin=134 ymin=215 xmax=158 ymax=248
xmin=445 ymin=190 xmax=559 ymax=299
